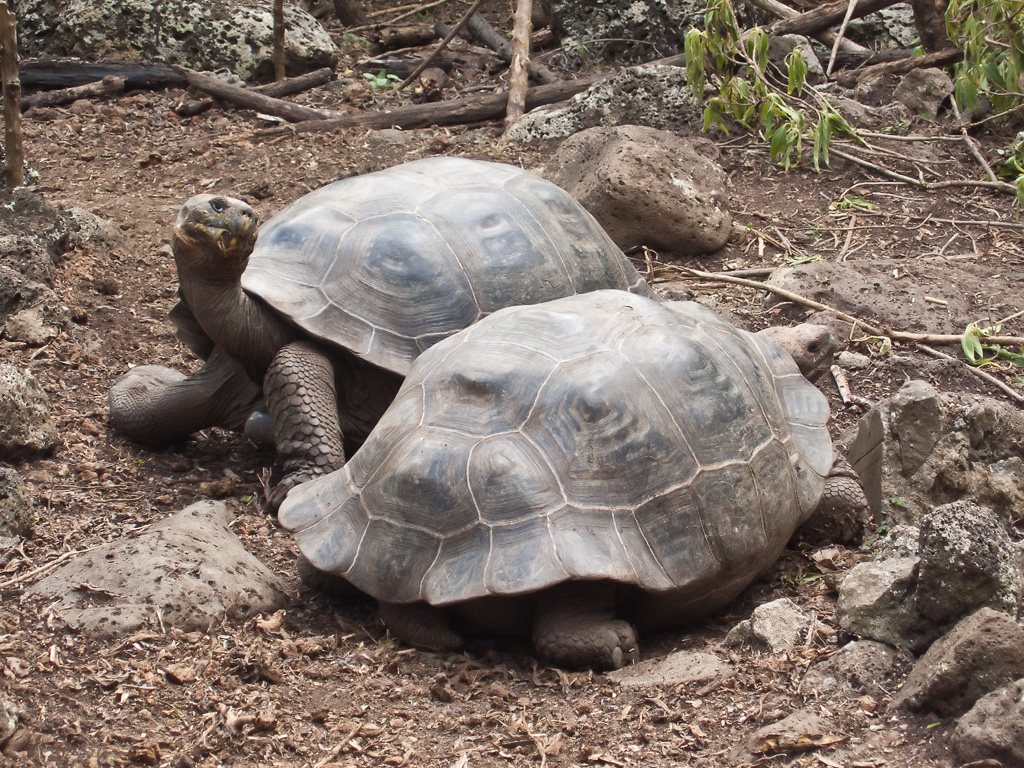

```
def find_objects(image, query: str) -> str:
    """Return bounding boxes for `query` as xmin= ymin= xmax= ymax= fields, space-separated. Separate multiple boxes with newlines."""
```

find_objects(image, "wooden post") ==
xmin=272 ymin=0 xmax=286 ymax=81
xmin=0 ymin=0 xmax=23 ymax=187
xmin=504 ymin=0 xmax=533 ymax=132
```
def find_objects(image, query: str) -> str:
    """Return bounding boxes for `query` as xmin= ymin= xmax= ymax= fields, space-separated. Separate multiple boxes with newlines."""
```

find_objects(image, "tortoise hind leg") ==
xmin=378 ymin=601 xmax=464 ymax=651
xmin=264 ymin=341 xmax=347 ymax=510
xmin=532 ymin=582 xmax=638 ymax=670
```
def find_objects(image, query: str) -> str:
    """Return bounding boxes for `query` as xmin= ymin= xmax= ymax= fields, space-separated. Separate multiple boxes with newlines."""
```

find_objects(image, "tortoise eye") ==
xmin=210 ymin=198 xmax=226 ymax=213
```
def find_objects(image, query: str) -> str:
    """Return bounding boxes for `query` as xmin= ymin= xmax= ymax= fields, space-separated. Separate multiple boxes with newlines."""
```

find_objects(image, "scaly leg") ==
xmin=533 ymin=582 xmax=638 ymax=670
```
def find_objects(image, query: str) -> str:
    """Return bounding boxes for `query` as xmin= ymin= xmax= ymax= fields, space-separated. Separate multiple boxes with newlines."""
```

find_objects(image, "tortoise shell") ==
xmin=240 ymin=157 xmax=651 ymax=376
xmin=279 ymin=290 xmax=833 ymax=621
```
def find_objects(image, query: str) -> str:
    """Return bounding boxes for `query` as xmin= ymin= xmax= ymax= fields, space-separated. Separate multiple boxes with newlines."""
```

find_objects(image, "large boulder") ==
xmin=16 ymin=0 xmax=338 ymax=81
xmin=552 ymin=0 xmax=701 ymax=64
xmin=544 ymin=125 xmax=731 ymax=255
xmin=891 ymin=608 xmax=1024 ymax=717
xmin=952 ymin=678 xmax=1024 ymax=767
xmin=25 ymin=501 xmax=286 ymax=636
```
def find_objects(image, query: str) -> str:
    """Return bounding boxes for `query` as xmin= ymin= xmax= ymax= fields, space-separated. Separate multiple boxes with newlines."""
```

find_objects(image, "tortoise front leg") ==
xmin=264 ymin=341 xmax=346 ymax=510
xmin=109 ymin=345 xmax=261 ymax=447
xmin=533 ymin=582 xmax=638 ymax=670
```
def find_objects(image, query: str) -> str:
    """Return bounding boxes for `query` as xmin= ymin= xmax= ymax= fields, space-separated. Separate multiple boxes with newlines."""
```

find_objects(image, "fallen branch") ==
xmin=769 ymin=0 xmax=902 ymax=39
xmin=171 ymin=65 xmax=344 ymax=122
xmin=830 ymin=146 xmax=1018 ymax=195
xmin=746 ymin=0 xmax=868 ymax=52
xmin=843 ymin=47 xmax=963 ymax=85
xmin=259 ymin=52 xmax=685 ymax=135
xmin=467 ymin=11 xmax=559 ymax=84
xmin=19 ymin=58 xmax=186 ymax=91
xmin=253 ymin=67 xmax=333 ymax=98
xmin=917 ymin=344 xmax=1024 ymax=405
xmin=1 ymin=0 xmax=23 ymax=187
xmin=21 ymin=74 xmax=124 ymax=110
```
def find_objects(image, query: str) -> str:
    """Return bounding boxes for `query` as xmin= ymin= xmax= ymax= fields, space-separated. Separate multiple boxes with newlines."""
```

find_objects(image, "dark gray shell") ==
xmin=280 ymin=290 xmax=833 ymax=614
xmin=240 ymin=157 xmax=651 ymax=376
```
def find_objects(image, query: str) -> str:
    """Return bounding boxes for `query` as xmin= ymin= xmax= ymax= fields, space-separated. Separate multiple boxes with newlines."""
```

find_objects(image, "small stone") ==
xmin=952 ymin=677 xmax=1024 ymax=766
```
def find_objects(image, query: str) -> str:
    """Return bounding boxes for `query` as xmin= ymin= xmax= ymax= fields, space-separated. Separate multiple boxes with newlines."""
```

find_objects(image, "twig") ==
xmin=949 ymin=97 xmax=999 ymax=183
xmin=368 ymin=0 xmax=449 ymax=23
xmin=670 ymin=265 xmax=1024 ymax=347
xmin=826 ymin=0 xmax=860 ymax=77
xmin=396 ymin=0 xmax=485 ymax=91
xmin=917 ymin=344 xmax=1024 ymax=405
xmin=831 ymin=147 xmax=1018 ymax=195
xmin=0 ymin=544 xmax=104 ymax=589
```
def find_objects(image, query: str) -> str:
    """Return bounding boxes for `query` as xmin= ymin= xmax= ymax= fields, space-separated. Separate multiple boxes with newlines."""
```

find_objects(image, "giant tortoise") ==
xmin=108 ymin=157 xmax=651 ymax=506
xmin=279 ymin=289 xmax=867 ymax=669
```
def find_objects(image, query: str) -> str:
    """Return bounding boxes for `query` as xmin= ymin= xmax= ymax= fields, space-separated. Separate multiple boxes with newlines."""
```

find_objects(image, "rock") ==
xmin=730 ymin=709 xmax=838 ymax=763
xmin=16 ymin=0 xmax=338 ymax=81
xmin=915 ymin=501 xmax=1023 ymax=625
xmin=552 ymin=0 xmax=701 ymax=64
xmin=836 ymin=556 xmax=931 ymax=651
xmin=802 ymin=640 xmax=906 ymax=697
xmin=608 ymin=650 xmax=733 ymax=688
xmin=507 ymin=65 xmax=703 ymax=143
xmin=25 ymin=501 xmax=286 ymax=636
xmin=894 ymin=68 xmax=954 ymax=117
xmin=0 ymin=365 xmax=58 ymax=459
xmin=952 ymin=678 xmax=1024 ymax=767
xmin=891 ymin=608 xmax=1024 ymax=717
xmin=0 ymin=467 xmax=34 ymax=539
xmin=4 ymin=295 xmax=71 ymax=346
xmin=0 ymin=696 xmax=17 ymax=748
xmin=889 ymin=380 xmax=942 ymax=478
xmin=725 ymin=598 xmax=812 ymax=653
xmin=544 ymin=125 xmax=731 ymax=255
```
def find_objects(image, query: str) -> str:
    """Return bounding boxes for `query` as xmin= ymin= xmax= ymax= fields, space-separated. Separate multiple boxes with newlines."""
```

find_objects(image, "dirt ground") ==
xmin=2 ymin=3 xmax=1024 ymax=767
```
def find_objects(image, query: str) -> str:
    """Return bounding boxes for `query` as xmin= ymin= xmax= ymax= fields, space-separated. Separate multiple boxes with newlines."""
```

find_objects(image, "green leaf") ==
xmin=786 ymin=48 xmax=807 ymax=95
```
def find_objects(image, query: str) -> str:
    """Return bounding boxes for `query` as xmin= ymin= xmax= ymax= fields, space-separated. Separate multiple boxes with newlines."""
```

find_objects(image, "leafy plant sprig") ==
xmin=363 ymin=69 xmax=400 ymax=89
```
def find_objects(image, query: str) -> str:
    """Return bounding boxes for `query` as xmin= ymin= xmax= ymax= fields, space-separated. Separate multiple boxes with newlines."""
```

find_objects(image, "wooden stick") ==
xmin=769 ymin=0 xmax=902 ymax=38
xmin=745 ymin=0 xmax=868 ymax=52
xmin=505 ymin=0 xmax=533 ymax=131
xmin=253 ymin=67 xmax=332 ymax=98
xmin=396 ymin=0 xmax=485 ymax=91
xmin=826 ymin=0 xmax=861 ymax=77
xmin=21 ymin=74 xmax=124 ymax=110
xmin=0 ymin=0 xmax=23 ymax=187
xmin=467 ymin=11 xmax=558 ymax=84
xmin=171 ymin=65 xmax=344 ymax=122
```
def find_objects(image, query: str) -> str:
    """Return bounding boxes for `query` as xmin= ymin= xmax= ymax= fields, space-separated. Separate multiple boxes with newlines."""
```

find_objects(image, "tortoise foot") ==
xmin=532 ymin=582 xmax=638 ymax=670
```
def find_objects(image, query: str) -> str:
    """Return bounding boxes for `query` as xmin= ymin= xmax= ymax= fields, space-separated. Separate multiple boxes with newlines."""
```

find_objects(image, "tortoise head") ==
xmin=757 ymin=323 xmax=834 ymax=382
xmin=172 ymin=194 xmax=259 ymax=281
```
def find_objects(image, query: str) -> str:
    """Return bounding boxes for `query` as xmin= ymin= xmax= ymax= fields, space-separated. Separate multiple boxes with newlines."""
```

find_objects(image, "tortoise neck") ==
xmin=175 ymin=252 xmax=294 ymax=379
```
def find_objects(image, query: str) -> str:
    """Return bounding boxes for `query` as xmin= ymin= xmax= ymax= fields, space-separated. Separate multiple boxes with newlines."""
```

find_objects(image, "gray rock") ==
xmin=552 ymin=0 xmax=701 ymax=64
xmin=836 ymin=556 xmax=931 ymax=651
xmin=0 ymin=696 xmax=16 ymax=749
xmin=891 ymin=608 xmax=1024 ymax=717
xmin=26 ymin=501 xmax=286 ymax=636
xmin=730 ymin=709 xmax=837 ymax=763
xmin=890 ymin=380 xmax=941 ymax=478
xmin=952 ymin=678 xmax=1024 ymax=767
xmin=0 ymin=467 xmax=34 ymax=539
xmin=894 ymin=68 xmax=954 ymax=117
xmin=4 ymin=295 xmax=70 ymax=346
xmin=916 ymin=501 xmax=1023 ymax=625
xmin=0 ymin=365 xmax=58 ymax=459
xmin=16 ymin=0 xmax=338 ymax=81
xmin=725 ymin=598 xmax=812 ymax=653
xmin=802 ymin=640 xmax=905 ymax=697
xmin=544 ymin=125 xmax=731 ymax=255
xmin=507 ymin=65 xmax=703 ymax=143
xmin=608 ymin=650 xmax=733 ymax=688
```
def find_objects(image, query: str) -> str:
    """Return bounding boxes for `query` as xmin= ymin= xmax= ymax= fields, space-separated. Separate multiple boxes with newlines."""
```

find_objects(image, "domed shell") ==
xmin=241 ymin=157 xmax=651 ymax=376
xmin=279 ymin=290 xmax=833 ymax=609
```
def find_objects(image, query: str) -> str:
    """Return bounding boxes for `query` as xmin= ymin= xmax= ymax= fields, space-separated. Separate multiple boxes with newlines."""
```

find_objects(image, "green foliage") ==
xmin=994 ymin=134 xmax=1024 ymax=213
xmin=363 ymin=69 xmax=400 ymax=89
xmin=961 ymin=320 xmax=1024 ymax=366
xmin=341 ymin=32 xmax=370 ymax=52
xmin=946 ymin=0 xmax=1024 ymax=116
xmin=684 ymin=0 xmax=868 ymax=171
